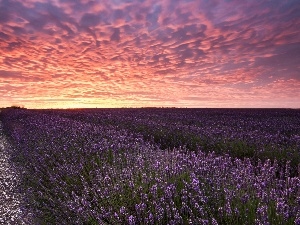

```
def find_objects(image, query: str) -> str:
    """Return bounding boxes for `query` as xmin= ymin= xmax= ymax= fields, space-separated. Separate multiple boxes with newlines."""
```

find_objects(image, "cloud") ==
xmin=0 ymin=0 xmax=299 ymax=108
xmin=110 ymin=28 xmax=121 ymax=42
xmin=0 ymin=70 xmax=23 ymax=78
xmin=0 ymin=32 xmax=10 ymax=40
xmin=80 ymin=13 xmax=104 ymax=27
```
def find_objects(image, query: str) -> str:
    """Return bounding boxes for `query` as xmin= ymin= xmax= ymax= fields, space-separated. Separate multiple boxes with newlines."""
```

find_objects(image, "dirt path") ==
xmin=0 ymin=119 xmax=33 ymax=224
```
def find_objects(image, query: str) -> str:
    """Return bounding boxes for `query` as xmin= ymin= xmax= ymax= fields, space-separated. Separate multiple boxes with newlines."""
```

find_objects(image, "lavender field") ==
xmin=1 ymin=108 xmax=300 ymax=224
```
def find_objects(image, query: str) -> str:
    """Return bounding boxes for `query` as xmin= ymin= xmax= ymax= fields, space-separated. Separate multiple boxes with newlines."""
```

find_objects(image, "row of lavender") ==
xmin=1 ymin=108 xmax=300 ymax=224
xmin=54 ymin=108 xmax=300 ymax=174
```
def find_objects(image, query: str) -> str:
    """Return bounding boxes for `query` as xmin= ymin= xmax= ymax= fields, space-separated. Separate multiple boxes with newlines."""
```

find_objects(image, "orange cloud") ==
xmin=0 ymin=0 xmax=299 ymax=108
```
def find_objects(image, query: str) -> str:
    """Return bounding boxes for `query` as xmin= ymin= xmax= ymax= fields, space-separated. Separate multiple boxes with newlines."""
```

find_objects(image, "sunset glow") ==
xmin=0 ymin=0 xmax=299 ymax=108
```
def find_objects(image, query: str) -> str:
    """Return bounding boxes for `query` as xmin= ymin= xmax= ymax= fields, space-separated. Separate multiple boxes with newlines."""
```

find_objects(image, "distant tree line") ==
xmin=8 ymin=105 xmax=26 ymax=109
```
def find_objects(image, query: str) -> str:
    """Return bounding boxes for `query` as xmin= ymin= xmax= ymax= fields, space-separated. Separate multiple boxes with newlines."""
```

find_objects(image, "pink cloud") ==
xmin=0 ymin=0 xmax=299 ymax=108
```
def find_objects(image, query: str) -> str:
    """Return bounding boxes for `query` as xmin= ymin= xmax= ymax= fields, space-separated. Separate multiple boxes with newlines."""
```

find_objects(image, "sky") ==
xmin=0 ymin=0 xmax=299 ymax=109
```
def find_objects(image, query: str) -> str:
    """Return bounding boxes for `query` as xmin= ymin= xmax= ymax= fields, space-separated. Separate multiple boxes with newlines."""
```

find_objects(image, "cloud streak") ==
xmin=0 ymin=0 xmax=299 ymax=108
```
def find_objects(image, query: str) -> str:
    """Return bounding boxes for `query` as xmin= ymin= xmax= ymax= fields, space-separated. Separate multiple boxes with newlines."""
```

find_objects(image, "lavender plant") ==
xmin=1 ymin=108 xmax=299 ymax=224
xmin=55 ymin=108 xmax=300 ymax=173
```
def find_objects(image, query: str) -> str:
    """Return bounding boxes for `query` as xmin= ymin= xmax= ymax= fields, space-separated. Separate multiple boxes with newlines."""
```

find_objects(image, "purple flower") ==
xmin=276 ymin=198 xmax=290 ymax=221
xmin=128 ymin=215 xmax=136 ymax=225
xmin=255 ymin=204 xmax=269 ymax=225
xmin=211 ymin=218 xmax=218 ymax=225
